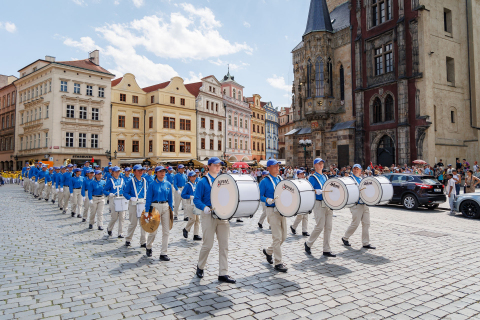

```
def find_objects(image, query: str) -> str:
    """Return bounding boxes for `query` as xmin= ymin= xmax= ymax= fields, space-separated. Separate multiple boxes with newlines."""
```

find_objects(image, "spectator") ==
xmin=437 ymin=159 xmax=444 ymax=167
xmin=446 ymin=173 xmax=456 ymax=214
xmin=464 ymin=170 xmax=480 ymax=193
xmin=452 ymin=169 xmax=461 ymax=196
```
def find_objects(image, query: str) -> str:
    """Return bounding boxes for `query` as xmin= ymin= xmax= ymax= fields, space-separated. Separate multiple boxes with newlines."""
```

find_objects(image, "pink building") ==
xmin=220 ymin=70 xmax=252 ymax=161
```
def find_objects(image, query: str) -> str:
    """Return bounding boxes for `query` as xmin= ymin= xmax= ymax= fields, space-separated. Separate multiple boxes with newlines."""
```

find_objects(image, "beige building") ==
xmin=14 ymin=51 xmax=114 ymax=167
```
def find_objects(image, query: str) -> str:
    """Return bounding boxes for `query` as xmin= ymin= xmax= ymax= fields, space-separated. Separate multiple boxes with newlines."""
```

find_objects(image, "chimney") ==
xmin=89 ymin=50 xmax=99 ymax=65
xmin=45 ymin=55 xmax=56 ymax=62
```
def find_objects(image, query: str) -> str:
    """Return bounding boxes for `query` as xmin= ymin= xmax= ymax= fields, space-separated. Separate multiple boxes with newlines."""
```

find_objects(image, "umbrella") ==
xmin=232 ymin=162 xmax=249 ymax=169
xmin=413 ymin=159 xmax=427 ymax=165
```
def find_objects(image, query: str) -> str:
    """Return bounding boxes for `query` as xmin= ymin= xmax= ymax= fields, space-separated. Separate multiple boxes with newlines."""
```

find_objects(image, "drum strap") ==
xmin=205 ymin=175 xmax=213 ymax=188
xmin=187 ymin=181 xmax=195 ymax=193
xmin=110 ymin=178 xmax=124 ymax=196
xmin=312 ymin=174 xmax=327 ymax=190
xmin=267 ymin=175 xmax=280 ymax=190
xmin=132 ymin=177 xmax=146 ymax=200
xmin=350 ymin=175 xmax=364 ymax=204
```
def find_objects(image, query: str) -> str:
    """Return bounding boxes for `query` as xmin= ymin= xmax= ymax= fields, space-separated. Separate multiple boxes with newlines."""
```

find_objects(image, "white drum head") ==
xmin=275 ymin=180 xmax=301 ymax=217
xmin=210 ymin=175 xmax=239 ymax=220
xmin=323 ymin=178 xmax=349 ymax=210
xmin=360 ymin=176 xmax=393 ymax=206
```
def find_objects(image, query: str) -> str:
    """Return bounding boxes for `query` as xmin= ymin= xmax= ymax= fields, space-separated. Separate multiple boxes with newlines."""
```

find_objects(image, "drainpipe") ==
xmin=466 ymin=0 xmax=480 ymax=130
xmin=109 ymin=103 xmax=112 ymax=165
xmin=143 ymin=109 xmax=146 ymax=159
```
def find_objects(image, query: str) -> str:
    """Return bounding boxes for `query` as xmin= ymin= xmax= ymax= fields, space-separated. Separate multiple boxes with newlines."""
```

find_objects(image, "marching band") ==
xmin=19 ymin=157 xmax=391 ymax=283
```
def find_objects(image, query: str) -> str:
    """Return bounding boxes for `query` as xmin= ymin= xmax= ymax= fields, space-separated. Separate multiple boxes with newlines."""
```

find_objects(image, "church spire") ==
xmin=303 ymin=0 xmax=333 ymax=37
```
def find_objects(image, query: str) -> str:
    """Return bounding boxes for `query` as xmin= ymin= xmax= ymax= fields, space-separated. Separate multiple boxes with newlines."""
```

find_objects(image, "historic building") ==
xmin=185 ymin=76 xmax=225 ymax=161
xmin=278 ymin=106 xmax=294 ymax=159
xmin=14 ymin=51 xmax=114 ymax=167
xmin=288 ymin=0 xmax=355 ymax=169
xmin=220 ymin=70 xmax=252 ymax=161
xmin=352 ymin=0 xmax=480 ymax=166
xmin=0 ymin=75 xmax=17 ymax=170
xmin=247 ymin=95 xmax=267 ymax=161
xmin=264 ymin=101 xmax=279 ymax=160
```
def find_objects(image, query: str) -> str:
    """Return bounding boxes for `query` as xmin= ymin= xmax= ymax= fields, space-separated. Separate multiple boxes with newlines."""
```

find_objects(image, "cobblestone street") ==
xmin=1 ymin=184 xmax=480 ymax=320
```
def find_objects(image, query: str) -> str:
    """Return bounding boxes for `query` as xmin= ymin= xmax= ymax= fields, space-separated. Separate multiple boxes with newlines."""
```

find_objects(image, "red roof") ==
xmin=111 ymin=77 xmax=123 ymax=87
xmin=56 ymin=59 xmax=113 ymax=75
xmin=261 ymin=102 xmax=267 ymax=107
xmin=142 ymin=81 xmax=170 ymax=93
xmin=185 ymin=82 xmax=203 ymax=97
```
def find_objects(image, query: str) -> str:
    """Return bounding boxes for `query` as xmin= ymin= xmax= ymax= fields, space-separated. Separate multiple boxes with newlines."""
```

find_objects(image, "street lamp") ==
xmin=299 ymin=139 xmax=312 ymax=169
xmin=114 ymin=150 xmax=117 ymax=159
xmin=105 ymin=150 xmax=112 ymax=161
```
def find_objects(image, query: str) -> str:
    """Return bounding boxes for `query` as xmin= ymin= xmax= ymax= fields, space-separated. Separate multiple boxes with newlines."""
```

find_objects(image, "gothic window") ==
xmin=315 ymin=57 xmax=324 ymax=97
xmin=374 ymin=43 xmax=393 ymax=76
xmin=339 ymin=65 xmax=345 ymax=101
xmin=307 ymin=59 xmax=312 ymax=98
xmin=385 ymin=95 xmax=394 ymax=121
xmin=328 ymin=58 xmax=333 ymax=96
xmin=372 ymin=0 xmax=393 ymax=27
xmin=373 ymin=97 xmax=382 ymax=123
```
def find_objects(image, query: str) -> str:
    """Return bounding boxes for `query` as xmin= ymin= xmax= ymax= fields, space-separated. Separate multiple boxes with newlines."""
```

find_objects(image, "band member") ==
xmin=70 ymin=168 xmax=85 ymax=218
xmin=258 ymin=170 xmax=269 ymax=229
xmin=22 ymin=164 xmax=29 ymax=192
xmin=52 ymin=167 xmax=61 ymax=205
xmin=122 ymin=167 xmax=133 ymax=185
xmin=166 ymin=167 xmax=175 ymax=185
xmin=44 ymin=167 xmax=54 ymax=202
xmin=35 ymin=164 xmax=49 ymax=200
xmin=342 ymin=164 xmax=375 ymax=249
xmin=87 ymin=170 xmax=106 ymax=230
xmin=56 ymin=166 xmax=66 ymax=210
xmin=61 ymin=164 xmax=74 ymax=214
xmin=304 ymin=158 xmax=336 ymax=257
xmin=82 ymin=161 xmax=91 ymax=177
xmin=145 ymin=166 xmax=173 ymax=261
xmin=290 ymin=169 xmax=310 ymax=236
xmin=143 ymin=167 xmax=154 ymax=185
xmin=182 ymin=171 xmax=201 ymax=241
xmin=194 ymin=157 xmax=235 ymax=283
xmin=81 ymin=169 xmax=95 ymax=222
xmin=104 ymin=166 xmax=126 ymax=237
xmin=124 ymin=165 xmax=148 ymax=248
xmin=260 ymin=159 xmax=288 ymax=273
xmin=173 ymin=164 xmax=187 ymax=220
xmin=24 ymin=166 xmax=31 ymax=192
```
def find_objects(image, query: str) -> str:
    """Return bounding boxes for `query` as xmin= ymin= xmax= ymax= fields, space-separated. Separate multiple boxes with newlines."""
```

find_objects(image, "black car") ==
xmin=382 ymin=174 xmax=446 ymax=210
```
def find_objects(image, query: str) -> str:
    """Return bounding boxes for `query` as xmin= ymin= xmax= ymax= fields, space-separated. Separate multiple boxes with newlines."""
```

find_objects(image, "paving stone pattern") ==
xmin=1 ymin=185 xmax=480 ymax=319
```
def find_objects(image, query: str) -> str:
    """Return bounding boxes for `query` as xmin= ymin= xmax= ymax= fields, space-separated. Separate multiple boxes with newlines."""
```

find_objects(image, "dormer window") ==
xmin=233 ymin=88 xmax=236 ymax=99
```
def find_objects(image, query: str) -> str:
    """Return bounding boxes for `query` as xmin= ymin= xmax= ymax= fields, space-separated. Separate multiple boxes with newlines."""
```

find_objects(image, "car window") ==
xmin=407 ymin=176 xmax=415 ymax=182
xmin=383 ymin=174 xmax=391 ymax=180
xmin=391 ymin=175 xmax=407 ymax=183
xmin=421 ymin=178 xmax=441 ymax=185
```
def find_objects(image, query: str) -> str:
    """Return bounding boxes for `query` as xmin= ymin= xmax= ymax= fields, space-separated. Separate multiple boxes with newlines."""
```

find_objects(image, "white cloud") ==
xmin=184 ymin=71 xmax=203 ymax=83
xmin=267 ymin=75 xmax=291 ymax=92
xmin=63 ymin=37 xmax=100 ymax=52
xmin=0 ymin=22 xmax=17 ymax=33
xmin=132 ymin=0 xmax=144 ymax=7
xmin=114 ymin=0 xmax=120 ymax=4
xmin=209 ymin=58 xmax=249 ymax=71
xmin=72 ymin=0 xmax=86 ymax=5
xmin=243 ymin=21 xmax=251 ymax=28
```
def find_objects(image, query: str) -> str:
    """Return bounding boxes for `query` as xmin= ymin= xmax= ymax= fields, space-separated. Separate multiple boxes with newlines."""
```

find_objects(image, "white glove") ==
xmin=89 ymin=200 xmax=93 ymax=204
xmin=177 ymin=189 xmax=182 ymax=195
xmin=190 ymin=195 xmax=194 ymax=200
xmin=109 ymin=193 xmax=115 ymax=197
xmin=315 ymin=189 xmax=323 ymax=195
xmin=45 ymin=183 xmax=47 ymax=186
xmin=130 ymin=197 xmax=137 ymax=202
xmin=204 ymin=206 xmax=211 ymax=214
xmin=56 ymin=189 xmax=59 ymax=192
xmin=82 ymin=197 xmax=85 ymax=202
xmin=60 ymin=188 xmax=64 ymax=192
xmin=35 ymin=182 xmax=39 ymax=186
xmin=266 ymin=198 xmax=275 ymax=205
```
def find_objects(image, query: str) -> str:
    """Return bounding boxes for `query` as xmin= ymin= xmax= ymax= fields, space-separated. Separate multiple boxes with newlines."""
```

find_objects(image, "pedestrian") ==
xmin=464 ymin=170 xmax=480 ymax=193
xmin=452 ymin=169 xmax=461 ymax=196
xmin=446 ymin=173 xmax=456 ymax=214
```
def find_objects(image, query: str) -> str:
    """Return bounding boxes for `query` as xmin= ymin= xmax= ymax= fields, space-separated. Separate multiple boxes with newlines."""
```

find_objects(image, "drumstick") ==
xmin=323 ymin=190 xmax=333 ymax=193
xmin=360 ymin=187 xmax=366 ymax=191
xmin=274 ymin=196 xmax=279 ymax=200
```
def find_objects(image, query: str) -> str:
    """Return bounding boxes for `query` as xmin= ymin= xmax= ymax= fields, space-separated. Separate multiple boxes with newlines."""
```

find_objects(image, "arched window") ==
xmin=233 ymin=88 xmax=236 ymax=99
xmin=385 ymin=95 xmax=394 ymax=121
xmin=238 ymin=91 xmax=242 ymax=100
xmin=373 ymin=97 xmax=382 ymax=123
xmin=307 ymin=59 xmax=312 ymax=98
xmin=340 ymin=65 xmax=345 ymax=101
xmin=328 ymin=58 xmax=333 ymax=96
xmin=315 ymin=57 xmax=324 ymax=97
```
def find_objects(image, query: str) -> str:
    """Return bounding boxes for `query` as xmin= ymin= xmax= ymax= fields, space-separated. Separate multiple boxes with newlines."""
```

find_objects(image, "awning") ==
xmin=330 ymin=120 xmax=356 ymax=132
xmin=118 ymin=158 xmax=145 ymax=164
xmin=285 ymin=128 xmax=301 ymax=136
xmin=297 ymin=127 xmax=312 ymax=135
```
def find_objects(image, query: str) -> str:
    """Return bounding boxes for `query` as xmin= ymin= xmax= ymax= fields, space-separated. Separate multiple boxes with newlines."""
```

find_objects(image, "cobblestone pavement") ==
xmin=1 ymin=184 xmax=480 ymax=320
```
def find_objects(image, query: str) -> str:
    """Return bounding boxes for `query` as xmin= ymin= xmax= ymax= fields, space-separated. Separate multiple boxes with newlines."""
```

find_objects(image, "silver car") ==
xmin=453 ymin=192 xmax=480 ymax=219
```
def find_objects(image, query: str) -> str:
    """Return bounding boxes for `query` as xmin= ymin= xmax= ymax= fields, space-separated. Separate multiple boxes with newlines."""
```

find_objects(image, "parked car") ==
xmin=453 ymin=193 xmax=480 ymax=219
xmin=382 ymin=174 xmax=446 ymax=210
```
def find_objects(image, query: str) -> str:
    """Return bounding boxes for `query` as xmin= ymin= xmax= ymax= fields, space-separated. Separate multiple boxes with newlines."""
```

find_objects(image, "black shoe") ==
xmin=98 ymin=226 xmax=104 ymax=231
xmin=107 ymin=200 xmax=109 ymax=204
xmin=174 ymin=217 xmax=178 ymax=221
xmin=118 ymin=234 xmax=124 ymax=239
xmin=160 ymin=255 xmax=170 ymax=261
xmin=218 ymin=275 xmax=236 ymax=283
xmin=274 ymin=264 xmax=288 ymax=273
xmin=62 ymin=210 xmax=66 ymax=214
xmin=89 ymin=224 xmax=93 ymax=229
xmin=140 ymin=244 xmax=146 ymax=248
xmin=183 ymin=228 xmax=188 ymax=239
xmin=193 ymin=235 xmax=202 ymax=241
xmin=52 ymin=200 xmax=55 ymax=204
xmin=304 ymin=242 xmax=311 ymax=255
xmin=71 ymin=212 xmax=75 ymax=217
xmin=125 ymin=241 xmax=131 ymax=247
xmin=302 ymin=232 xmax=310 ymax=237
xmin=323 ymin=252 xmax=336 ymax=257
xmin=236 ymin=219 xmax=243 ymax=223
xmin=184 ymin=217 xmax=189 ymax=221
xmin=196 ymin=266 xmax=204 ymax=278
xmin=363 ymin=244 xmax=376 ymax=249
xmin=258 ymin=223 xmax=263 ymax=229
xmin=146 ymin=248 xmax=152 ymax=257
xmin=45 ymin=199 xmax=48 ymax=202
xmin=82 ymin=219 xmax=86 ymax=222
xmin=60 ymin=208 xmax=63 ymax=211
xmin=77 ymin=214 xmax=81 ymax=218
xmin=342 ymin=238 xmax=351 ymax=247
xmin=263 ymin=249 xmax=273 ymax=264
xmin=290 ymin=225 xmax=296 ymax=235
xmin=107 ymin=230 xmax=112 ymax=236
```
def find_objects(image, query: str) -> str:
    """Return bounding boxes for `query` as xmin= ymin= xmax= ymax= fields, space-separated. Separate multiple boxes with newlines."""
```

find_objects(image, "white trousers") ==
xmin=344 ymin=204 xmax=370 ymax=246
xmin=292 ymin=214 xmax=308 ymax=233
xmin=198 ymin=211 xmax=230 ymax=276
xmin=126 ymin=203 xmax=146 ymax=244
xmin=146 ymin=203 xmax=170 ymax=255
xmin=173 ymin=187 xmax=184 ymax=216
xmin=265 ymin=207 xmax=287 ymax=265
xmin=306 ymin=201 xmax=333 ymax=252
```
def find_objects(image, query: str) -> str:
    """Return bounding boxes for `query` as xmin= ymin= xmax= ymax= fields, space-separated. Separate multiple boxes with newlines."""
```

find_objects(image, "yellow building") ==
xmin=247 ymin=94 xmax=266 ymax=161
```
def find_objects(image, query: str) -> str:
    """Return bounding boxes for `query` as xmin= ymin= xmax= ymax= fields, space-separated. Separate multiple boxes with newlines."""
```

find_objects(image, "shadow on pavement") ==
xmin=340 ymin=246 xmax=391 ymax=265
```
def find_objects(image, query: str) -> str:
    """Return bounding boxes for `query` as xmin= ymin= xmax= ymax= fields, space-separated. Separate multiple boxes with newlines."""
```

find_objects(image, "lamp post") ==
xmin=299 ymin=139 xmax=312 ymax=169
xmin=105 ymin=150 xmax=112 ymax=161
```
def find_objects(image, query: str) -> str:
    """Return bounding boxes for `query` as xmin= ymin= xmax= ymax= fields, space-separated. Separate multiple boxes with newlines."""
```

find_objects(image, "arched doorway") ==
xmin=377 ymin=135 xmax=395 ymax=167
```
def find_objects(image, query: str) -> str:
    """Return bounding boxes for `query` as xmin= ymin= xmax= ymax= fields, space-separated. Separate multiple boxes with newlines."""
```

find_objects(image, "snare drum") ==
xmin=113 ymin=197 xmax=129 ymax=212
xmin=274 ymin=179 xmax=315 ymax=217
xmin=359 ymin=176 xmax=393 ymax=206
xmin=322 ymin=177 xmax=360 ymax=210
xmin=210 ymin=174 xmax=260 ymax=220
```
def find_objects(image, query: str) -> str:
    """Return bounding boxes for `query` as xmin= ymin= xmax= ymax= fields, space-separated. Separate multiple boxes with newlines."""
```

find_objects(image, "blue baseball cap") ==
xmin=85 ymin=161 xmax=90 ymax=164
xmin=67 ymin=164 xmax=73 ymax=168
xmin=353 ymin=164 xmax=362 ymax=169
xmin=167 ymin=166 xmax=173 ymax=171
xmin=195 ymin=169 xmax=199 ymax=172
xmin=313 ymin=158 xmax=325 ymax=165
xmin=49 ymin=167 xmax=53 ymax=171
xmin=94 ymin=165 xmax=99 ymax=168
xmin=208 ymin=157 xmax=222 ymax=165
xmin=178 ymin=164 xmax=185 ymax=169
xmin=94 ymin=170 xmax=102 ymax=175
xmin=262 ymin=170 xmax=268 ymax=175
xmin=125 ymin=167 xmax=131 ymax=172
xmin=297 ymin=169 xmax=304 ymax=175
xmin=112 ymin=166 xmax=121 ymax=172
xmin=73 ymin=164 xmax=77 ymax=167
xmin=87 ymin=169 xmax=95 ymax=173
xmin=266 ymin=159 xmax=279 ymax=167
xmin=188 ymin=171 xmax=196 ymax=177
xmin=232 ymin=170 xmax=238 ymax=174
xmin=38 ymin=161 xmax=42 ymax=164
xmin=108 ymin=162 xmax=112 ymax=165
xmin=148 ymin=167 xmax=154 ymax=171
xmin=155 ymin=166 xmax=166 ymax=172
xmin=73 ymin=168 xmax=82 ymax=173
xmin=60 ymin=166 xmax=65 ymax=169
xmin=133 ymin=164 xmax=143 ymax=171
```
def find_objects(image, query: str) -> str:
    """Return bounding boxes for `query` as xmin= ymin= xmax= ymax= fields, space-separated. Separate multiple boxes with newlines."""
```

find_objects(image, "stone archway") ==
xmin=370 ymin=130 xmax=396 ymax=166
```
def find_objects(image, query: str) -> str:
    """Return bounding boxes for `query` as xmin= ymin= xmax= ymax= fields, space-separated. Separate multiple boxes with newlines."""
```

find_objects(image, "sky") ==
xmin=0 ymin=0 xmax=314 ymax=109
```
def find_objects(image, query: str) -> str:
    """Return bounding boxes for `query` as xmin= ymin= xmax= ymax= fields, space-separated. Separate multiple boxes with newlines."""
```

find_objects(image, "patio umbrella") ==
xmin=412 ymin=159 xmax=427 ymax=165
xmin=232 ymin=162 xmax=249 ymax=169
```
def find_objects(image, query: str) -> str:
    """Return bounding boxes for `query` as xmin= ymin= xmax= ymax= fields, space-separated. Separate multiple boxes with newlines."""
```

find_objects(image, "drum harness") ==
xmin=110 ymin=178 xmax=124 ymax=197
xmin=131 ymin=177 xmax=147 ymax=205
xmin=349 ymin=175 xmax=364 ymax=205
xmin=266 ymin=175 xmax=282 ymax=213
xmin=312 ymin=173 xmax=328 ymax=207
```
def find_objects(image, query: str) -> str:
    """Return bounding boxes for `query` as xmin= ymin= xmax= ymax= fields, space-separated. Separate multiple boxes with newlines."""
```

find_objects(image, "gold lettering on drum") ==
xmin=282 ymin=184 xmax=295 ymax=193
xmin=330 ymin=182 xmax=340 ymax=189
xmin=364 ymin=181 xmax=373 ymax=186
xmin=217 ymin=179 xmax=230 ymax=187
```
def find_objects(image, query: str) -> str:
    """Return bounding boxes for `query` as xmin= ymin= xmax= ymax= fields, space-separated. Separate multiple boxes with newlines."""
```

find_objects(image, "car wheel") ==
xmin=426 ymin=204 xmax=439 ymax=210
xmin=460 ymin=200 xmax=480 ymax=219
xmin=402 ymin=194 xmax=419 ymax=210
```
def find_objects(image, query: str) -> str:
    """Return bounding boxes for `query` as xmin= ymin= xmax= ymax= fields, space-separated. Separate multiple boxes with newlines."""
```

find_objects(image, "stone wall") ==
xmin=326 ymin=0 xmax=349 ymax=11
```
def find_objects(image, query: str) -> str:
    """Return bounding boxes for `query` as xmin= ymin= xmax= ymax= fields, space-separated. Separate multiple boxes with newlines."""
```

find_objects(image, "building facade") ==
xmin=14 ymin=51 xmax=114 ymax=167
xmin=0 ymin=75 xmax=17 ymax=170
xmin=221 ymin=71 xmax=252 ymax=161
xmin=278 ymin=106 xmax=294 ymax=159
xmin=264 ymin=101 xmax=279 ymax=160
xmin=288 ymin=0 xmax=355 ymax=169
xmin=185 ymin=76 xmax=225 ymax=161
xmin=247 ymin=94 xmax=267 ymax=161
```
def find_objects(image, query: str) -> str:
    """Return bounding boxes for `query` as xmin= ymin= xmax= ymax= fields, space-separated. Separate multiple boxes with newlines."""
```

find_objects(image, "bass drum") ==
xmin=322 ymin=177 xmax=360 ymax=210
xmin=359 ymin=176 xmax=393 ymax=206
xmin=210 ymin=174 xmax=260 ymax=220
xmin=274 ymin=179 xmax=315 ymax=217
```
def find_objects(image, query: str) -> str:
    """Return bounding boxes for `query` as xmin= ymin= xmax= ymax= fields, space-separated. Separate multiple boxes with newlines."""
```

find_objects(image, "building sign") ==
xmin=72 ymin=155 xmax=96 ymax=159
xmin=311 ymin=122 xmax=319 ymax=129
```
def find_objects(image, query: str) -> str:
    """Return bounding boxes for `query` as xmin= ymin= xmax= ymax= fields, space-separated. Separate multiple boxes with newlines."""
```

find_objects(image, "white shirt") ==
xmin=447 ymin=178 xmax=456 ymax=195
xmin=453 ymin=174 xmax=460 ymax=184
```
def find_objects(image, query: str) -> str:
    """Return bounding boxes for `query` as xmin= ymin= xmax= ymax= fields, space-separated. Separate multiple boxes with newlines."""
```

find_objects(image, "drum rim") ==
xmin=360 ymin=176 xmax=384 ymax=206
xmin=323 ymin=178 xmax=350 ymax=210
xmin=276 ymin=179 xmax=315 ymax=217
